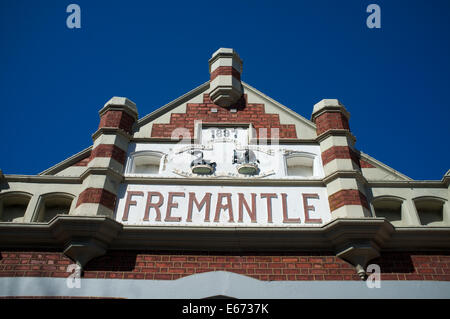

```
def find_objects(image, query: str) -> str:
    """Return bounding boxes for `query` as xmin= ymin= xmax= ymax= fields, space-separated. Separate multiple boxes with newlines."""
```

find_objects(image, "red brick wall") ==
xmin=99 ymin=110 xmax=135 ymax=134
xmin=321 ymin=146 xmax=360 ymax=167
xmin=328 ymin=189 xmax=369 ymax=211
xmin=90 ymin=144 xmax=126 ymax=165
xmin=360 ymin=159 xmax=375 ymax=168
xmin=151 ymin=94 xmax=297 ymax=139
xmin=71 ymin=144 xmax=128 ymax=168
xmin=314 ymin=112 xmax=350 ymax=136
xmin=75 ymin=188 xmax=117 ymax=211
xmin=1 ymin=250 xmax=449 ymax=281
xmin=210 ymin=66 xmax=241 ymax=81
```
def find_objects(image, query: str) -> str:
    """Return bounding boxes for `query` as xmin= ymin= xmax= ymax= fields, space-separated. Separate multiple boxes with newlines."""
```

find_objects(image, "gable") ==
xmin=359 ymin=152 xmax=411 ymax=181
xmin=134 ymin=82 xmax=318 ymax=140
xmin=38 ymin=82 xmax=412 ymax=182
xmin=37 ymin=45 xmax=412 ymax=182
xmin=39 ymin=146 xmax=91 ymax=176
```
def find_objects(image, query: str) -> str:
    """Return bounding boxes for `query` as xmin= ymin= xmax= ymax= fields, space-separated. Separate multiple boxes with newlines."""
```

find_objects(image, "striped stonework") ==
xmin=210 ymin=66 xmax=241 ymax=81
xmin=99 ymin=110 xmax=135 ymax=134
xmin=74 ymin=97 xmax=138 ymax=217
xmin=208 ymin=48 xmax=243 ymax=107
xmin=312 ymin=99 xmax=371 ymax=219
xmin=328 ymin=189 xmax=369 ymax=212
xmin=75 ymin=188 xmax=117 ymax=211
xmin=314 ymin=111 xmax=350 ymax=136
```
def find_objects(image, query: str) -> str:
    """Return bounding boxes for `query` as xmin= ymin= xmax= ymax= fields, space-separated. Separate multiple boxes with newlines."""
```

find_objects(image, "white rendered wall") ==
xmin=126 ymin=127 xmax=324 ymax=179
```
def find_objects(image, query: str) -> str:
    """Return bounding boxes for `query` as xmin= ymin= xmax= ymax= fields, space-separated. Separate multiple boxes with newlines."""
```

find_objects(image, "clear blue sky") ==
xmin=1 ymin=0 xmax=449 ymax=180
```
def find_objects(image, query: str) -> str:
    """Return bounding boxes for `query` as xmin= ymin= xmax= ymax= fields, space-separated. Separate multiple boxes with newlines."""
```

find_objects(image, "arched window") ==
xmin=372 ymin=197 xmax=403 ymax=226
xmin=285 ymin=153 xmax=315 ymax=177
xmin=413 ymin=197 xmax=446 ymax=226
xmin=34 ymin=193 xmax=74 ymax=223
xmin=128 ymin=151 xmax=164 ymax=175
xmin=0 ymin=192 xmax=32 ymax=222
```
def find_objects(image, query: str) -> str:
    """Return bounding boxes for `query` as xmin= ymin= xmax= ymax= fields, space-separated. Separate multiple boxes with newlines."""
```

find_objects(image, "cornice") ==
xmin=3 ymin=175 xmax=82 ymax=184
xmin=131 ymin=137 xmax=195 ymax=143
xmin=443 ymin=172 xmax=450 ymax=187
xmin=383 ymin=227 xmax=450 ymax=250
xmin=323 ymin=170 xmax=368 ymax=185
xmin=123 ymin=176 xmax=326 ymax=187
xmin=114 ymin=218 xmax=396 ymax=252
xmin=316 ymin=129 xmax=356 ymax=144
xmin=92 ymin=127 xmax=133 ymax=141
xmin=130 ymin=137 xmax=319 ymax=145
xmin=1 ymin=216 xmax=449 ymax=252
xmin=368 ymin=180 xmax=447 ymax=188
xmin=3 ymin=173 xmax=446 ymax=189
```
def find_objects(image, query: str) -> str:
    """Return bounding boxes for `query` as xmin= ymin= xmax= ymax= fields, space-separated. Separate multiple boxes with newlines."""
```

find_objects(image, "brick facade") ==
xmin=314 ymin=112 xmax=350 ymax=136
xmin=210 ymin=66 xmax=241 ymax=81
xmin=1 ymin=250 xmax=449 ymax=281
xmin=321 ymin=146 xmax=360 ymax=166
xmin=99 ymin=110 xmax=135 ymax=134
xmin=90 ymin=144 xmax=126 ymax=165
xmin=360 ymin=159 xmax=375 ymax=168
xmin=328 ymin=189 xmax=369 ymax=211
xmin=151 ymin=94 xmax=297 ymax=139
xmin=75 ymin=188 xmax=117 ymax=211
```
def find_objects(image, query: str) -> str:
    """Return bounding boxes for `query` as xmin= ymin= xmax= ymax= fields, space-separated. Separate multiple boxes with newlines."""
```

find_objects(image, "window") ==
xmin=129 ymin=152 xmax=163 ymax=174
xmin=0 ymin=192 xmax=32 ymax=222
xmin=372 ymin=197 xmax=402 ymax=226
xmin=34 ymin=193 xmax=74 ymax=223
xmin=286 ymin=154 xmax=314 ymax=177
xmin=414 ymin=197 xmax=446 ymax=226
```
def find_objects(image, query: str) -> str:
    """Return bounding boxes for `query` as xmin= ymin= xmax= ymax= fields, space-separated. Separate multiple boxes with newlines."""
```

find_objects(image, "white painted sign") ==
xmin=115 ymin=184 xmax=331 ymax=227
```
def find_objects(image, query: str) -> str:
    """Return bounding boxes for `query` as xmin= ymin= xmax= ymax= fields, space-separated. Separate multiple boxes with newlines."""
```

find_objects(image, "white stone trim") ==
xmin=327 ymin=178 xmax=361 ymax=195
xmin=210 ymin=75 xmax=242 ymax=90
xmin=73 ymin=203 xmax=114 ymax=218
xmin=125 ymin=151 xmax=166 ymax=175
xmin=80 ymin=174 xmax=118 ymax=195
xmin=319 ymin=135 xmax=353 ymax=152
xmin=93 ymin=134 xmax=129 ymax=151
xmin=331 ymin=205 xmax=372 ymax=218
xmin=359 ymin=151 xmax=412 ymax=181
xmin=55 ymin=166 xmax=88 ymax=177
xmin=87 ymin=157 xmax=124 ymax=173
xmin=38 ymin=146 xmax=92 ymax=176
xmin=324 ymin=159 xmax=359 ymax=176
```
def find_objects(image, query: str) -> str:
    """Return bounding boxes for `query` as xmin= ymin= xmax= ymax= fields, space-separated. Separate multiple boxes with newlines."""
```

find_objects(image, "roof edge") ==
xmin=137 ymin=81 xmax=210 ymax=127
xmin=360 ymin=151 xmax=413 ymax=181
xmin=38 ymin=146 xmax=92 ymax=176
xmin=242 ymin=81 xmax=317 ymax=131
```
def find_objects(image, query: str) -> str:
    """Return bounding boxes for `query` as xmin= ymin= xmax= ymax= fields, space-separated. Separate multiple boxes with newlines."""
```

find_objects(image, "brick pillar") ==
xmin=208 ymin=48 xmax=243 ymax=107
xmin=312 ymin=99 xmax=371 ymax=218
xmin=74 ymin=97 xmax=138 ymax=217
